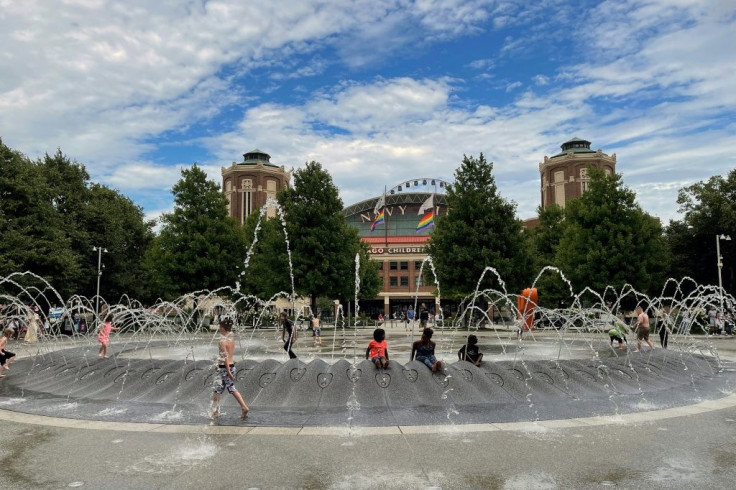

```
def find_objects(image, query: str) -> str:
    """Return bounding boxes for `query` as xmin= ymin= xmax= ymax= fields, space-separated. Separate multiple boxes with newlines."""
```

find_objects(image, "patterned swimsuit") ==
xmin=214 ymin=334 xmax=237 ymax=394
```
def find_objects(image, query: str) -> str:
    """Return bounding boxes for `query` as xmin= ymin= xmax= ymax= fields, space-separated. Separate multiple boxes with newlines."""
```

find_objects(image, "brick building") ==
xmin=539 ymin=137 xmax=617 ymax=209
xmin=221 ymin=149 xmax=291 ymax=224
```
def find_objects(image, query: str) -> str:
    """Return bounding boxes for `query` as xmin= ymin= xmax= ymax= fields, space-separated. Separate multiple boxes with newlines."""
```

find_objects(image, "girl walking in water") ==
xmin=97 ymin=314 xmax=118 ymax=358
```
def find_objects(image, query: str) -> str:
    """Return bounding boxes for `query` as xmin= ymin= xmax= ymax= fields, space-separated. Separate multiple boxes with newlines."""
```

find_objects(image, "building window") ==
xmin=389 ymin=277 xmax=398 ymax=287
xmin=241 ymin=179 xmax=253 ymax=224
xmin=579 ymin=168 xmax=590 ymax=194
xmin=400 ymin=261 xmax=408 ymax=270
xmin=266 ymin=180 xmax=277 ymax=218
xmin=225 ymin=181 xmax=232 ymax=215
xmin=378 ymin=262 xmax=383 ymax=271
xmin=390 ymin=262 xmax=397 ymax=270
xmin=554 ymin=170 xmax=566 ymax=207
xmin=400 ymin=276 xmax=409 ymax=287
xmin=415 ymin=261 xmax=422 ymax=270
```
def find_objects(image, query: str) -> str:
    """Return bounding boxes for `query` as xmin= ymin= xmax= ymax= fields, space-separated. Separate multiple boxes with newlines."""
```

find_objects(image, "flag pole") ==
xmin=383 ymin=185 xmax=388 ymax=247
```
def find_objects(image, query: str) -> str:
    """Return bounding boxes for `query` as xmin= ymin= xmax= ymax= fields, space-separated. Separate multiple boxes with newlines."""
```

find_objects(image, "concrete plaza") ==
xmin=1 ymin=331 xmax=735 ymax=489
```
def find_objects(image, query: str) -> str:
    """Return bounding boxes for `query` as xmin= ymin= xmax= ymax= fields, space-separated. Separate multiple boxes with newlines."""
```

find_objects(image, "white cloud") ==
xmin=105 ymin=162 xmax=183 ymax=191
xmin=505 ymin=81 xmax=522 ymax=92
xmin=0 ymin=0 xmax=733 ymax=228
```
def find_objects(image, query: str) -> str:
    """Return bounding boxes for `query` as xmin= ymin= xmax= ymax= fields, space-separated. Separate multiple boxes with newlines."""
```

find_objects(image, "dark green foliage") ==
xmin=426 ymin=153 xmax=533 ymax=297
xmin=238 ymin=210 xmax=292 ymax=299
xmin=0 ymin=141 xmax=78 ymax=295
xmin=527 ymin=204 xmax=571 ymax=307
xmin=666 ymin=169 xmax=736 ymax=291
xmin=83 ymin=185 xmax=153 ymax=301
xmin=270 ymin=161 xmax=380 ymax=310
xmin=555 ymin=167 xmax=668 ymax=296
xmin=145 ymin=165 xmax=247 ymax=299
xmin=0 ymin=139 xmax=153 ymax=299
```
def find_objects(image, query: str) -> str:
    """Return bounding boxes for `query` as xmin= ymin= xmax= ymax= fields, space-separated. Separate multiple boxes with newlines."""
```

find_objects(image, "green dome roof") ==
xmin=240 ymin=149 xmax=278 ymax=167
xmin=551 ymin=137 xmax=596 ymax=158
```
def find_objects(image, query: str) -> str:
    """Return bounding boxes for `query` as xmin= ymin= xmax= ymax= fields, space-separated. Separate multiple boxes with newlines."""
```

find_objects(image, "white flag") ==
xmin=418 ymin=194 xmax=433 ymax=215
xmin=373 ymin=194 xmax=385 ymax=215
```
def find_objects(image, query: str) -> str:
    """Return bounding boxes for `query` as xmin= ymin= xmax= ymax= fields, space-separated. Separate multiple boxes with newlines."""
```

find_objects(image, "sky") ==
xmin=1 ymin=0 xmax=734 ymax=225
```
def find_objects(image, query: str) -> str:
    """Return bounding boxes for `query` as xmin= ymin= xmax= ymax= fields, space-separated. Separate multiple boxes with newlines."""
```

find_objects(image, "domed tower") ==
xmin=221 ymin=149 xmax=291 ymax=224
xmin=538 ymin=137 xmax=616 ymax=209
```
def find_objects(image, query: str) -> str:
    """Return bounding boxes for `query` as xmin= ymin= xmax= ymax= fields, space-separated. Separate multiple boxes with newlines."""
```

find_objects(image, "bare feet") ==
xmin=241 ymin=407 xmax=250 ymax=419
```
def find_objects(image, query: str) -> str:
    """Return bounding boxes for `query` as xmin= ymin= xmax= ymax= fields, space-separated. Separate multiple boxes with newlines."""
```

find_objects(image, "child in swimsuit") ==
xmin=312 ymin=314 xmax=322 ymax=346
xmin=97 ymin=314 xmax=118 ymax=358
xmin=411 ymin=327 xmax=443 ymax=372
xmin=366 ymin=328 xmax=389 ymax=368
xmin=0 ymin=327 xmax=16 ymax=376
xmin=608 ymin=322 xmax=628 ymax=350
xmin=212 ymin=318 xmax=250 ymax=419
xmin=458 ymin=334 xmax=483 ymax=366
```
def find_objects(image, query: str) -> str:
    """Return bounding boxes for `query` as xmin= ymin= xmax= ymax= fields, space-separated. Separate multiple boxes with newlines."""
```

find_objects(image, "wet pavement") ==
xmin=1 ymin=331 xmax=735 ymax=488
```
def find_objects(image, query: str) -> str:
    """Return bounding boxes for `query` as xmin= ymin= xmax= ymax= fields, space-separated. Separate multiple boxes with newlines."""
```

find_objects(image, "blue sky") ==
xmin=1 ymin=0 xmax=734 ymax=224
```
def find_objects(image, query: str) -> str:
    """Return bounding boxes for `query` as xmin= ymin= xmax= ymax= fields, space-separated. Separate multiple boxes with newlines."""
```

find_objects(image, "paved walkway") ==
xmin=1 ymin=334 xmax=735 ymax=488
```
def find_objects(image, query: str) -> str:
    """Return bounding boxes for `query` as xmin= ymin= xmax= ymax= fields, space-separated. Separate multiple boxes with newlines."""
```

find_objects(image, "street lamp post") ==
xmin=716 ymin=234 xmax=732 ymax=315
xmin=92 ymin=246 xmax=108 ymax=325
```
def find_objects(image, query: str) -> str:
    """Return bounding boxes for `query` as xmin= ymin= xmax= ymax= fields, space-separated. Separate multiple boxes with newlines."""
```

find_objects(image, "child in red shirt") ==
xmin=366 ymin=328 xmax=389 ymax=369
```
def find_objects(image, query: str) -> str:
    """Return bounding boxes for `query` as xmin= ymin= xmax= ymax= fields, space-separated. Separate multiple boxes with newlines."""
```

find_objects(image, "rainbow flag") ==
xmin=371 ymin=209 xmax=385 ymax=231
xmin=416 ymin=210 xmax=434 ymax=232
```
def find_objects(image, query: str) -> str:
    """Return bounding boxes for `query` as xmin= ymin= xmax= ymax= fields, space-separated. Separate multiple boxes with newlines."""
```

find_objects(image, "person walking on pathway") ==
xmin=211 ymin=317 xmax=249 ymax=419
xmin=419 ymin=303 xmax=429 ymax=329
xmin=280 ymin=312 xmax=298 ymax=359
xmin=708 ymin=305 xmax=718 ymax=334
xmin=406 ymin=305 xmax=415 ymax=331
xmin=24 ymin=307 xmax=40 ymax=343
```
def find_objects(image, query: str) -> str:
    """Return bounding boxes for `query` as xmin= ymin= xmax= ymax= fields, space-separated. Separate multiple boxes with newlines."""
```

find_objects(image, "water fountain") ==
xmin=1 ymin=200 xmax=734 ymax=428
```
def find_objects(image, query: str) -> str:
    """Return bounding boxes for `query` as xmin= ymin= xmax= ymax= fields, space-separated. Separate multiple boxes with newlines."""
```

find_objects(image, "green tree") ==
xmin=0 ymin=140 xmax=154 ymax=299
xmin=277 ymin=161 xmax=380 ymax=311
xmin=82 ymin=184 xmax=154 ymax=301
xmin=0 ymin=140 xmax=79 ymax=296
xmin=556 ymin=167 xmax=668 ymax=297
xmin=146 ymin=165 xmax=246 ymax=299
xmin=528 ymin=204 xmax=571 ymax=307
xmin=238 ymin=210 xmax=292 ymax=300
xmin=427 ymin=153 xmax=533 ymax=297
xmin=667 ymin=169 xmax=736 ymax=291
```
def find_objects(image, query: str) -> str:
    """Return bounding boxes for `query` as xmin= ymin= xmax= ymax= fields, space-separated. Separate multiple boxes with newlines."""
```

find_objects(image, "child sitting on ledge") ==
xmin=411 ymin=327 xmax=443 ymax=372
xmin=458 ymin=334 xmax=483 ymax=366
xmin=366 ymin=328 xmax=389 ymax=369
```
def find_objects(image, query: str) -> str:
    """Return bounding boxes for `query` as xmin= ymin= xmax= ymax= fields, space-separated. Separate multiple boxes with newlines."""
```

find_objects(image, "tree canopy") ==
xmin=0 ymin=139 xmax=153 ymax=299
xmin=666 ymin=169 xmax=736 ymax=292
xmin=145 ymin=165 xmax=246 ymax=299
xmin=555 ymin=167 xmax=668 ymax=297
xmin=279 ymin=161 xmax=380 ymax=309
xmin=427 ymin=153 xmax=533 ymax=297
